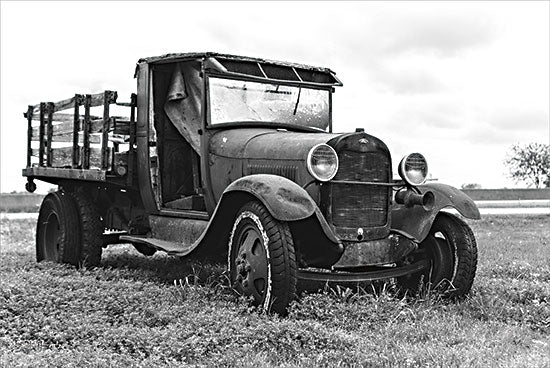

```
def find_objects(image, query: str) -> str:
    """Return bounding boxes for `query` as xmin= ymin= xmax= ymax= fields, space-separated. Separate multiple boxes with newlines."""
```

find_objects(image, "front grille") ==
xmin=331 ymin=151 xmax=390 ymax=228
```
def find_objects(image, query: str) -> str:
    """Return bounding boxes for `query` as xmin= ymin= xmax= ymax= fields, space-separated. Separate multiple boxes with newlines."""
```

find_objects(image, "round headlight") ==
xmin=307 ymin=144 xmax=339 ymax=182
xmin=398 ymin=153 xmax=428 ymax=185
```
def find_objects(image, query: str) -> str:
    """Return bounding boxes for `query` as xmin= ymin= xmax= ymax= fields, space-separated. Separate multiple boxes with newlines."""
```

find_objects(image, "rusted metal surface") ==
xmin=224 ymin=174 xmax=316 ymax=221
xmin=127 ymin=94 xmax=137 ymax=185
xmin=136 ymin=63 xmax=159 ymax=214
xmin=391 ymin=182 xmax=481 ymax=243
xmin=149 ymin=215 xmax=208 ymax=246
xmin=332 ymin=233 xmax=417 ymax=268
xmin=22 ymin=53 xmax=480 ymax=278
xmin=324 ymin=132 xmax=393 ymax=243
xmin=119 ymin=235 xmax=188 ymax=256
xmin=298 ymin=259 xmax=430 ymax=283
xmin=138 ymin=52 xmax=342 ymax=84
xmin=207 ymin=128 xmax=338 ymax=201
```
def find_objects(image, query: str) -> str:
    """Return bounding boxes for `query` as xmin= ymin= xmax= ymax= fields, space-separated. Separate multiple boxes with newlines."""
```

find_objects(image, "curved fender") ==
xmin=391 ymin=182 xmax=480 ymax=243
xmin=190 ymin=174 xmax=340 ymax=260
xmin=224 ymin=174 xmax=317 ymax=221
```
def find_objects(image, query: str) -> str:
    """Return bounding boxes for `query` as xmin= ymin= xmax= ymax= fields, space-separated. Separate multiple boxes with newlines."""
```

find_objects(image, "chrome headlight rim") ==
xmin=307 ymin=143 xmax=339 ymax=182
xmin=398 ymin=152 xmax=429 ymax=186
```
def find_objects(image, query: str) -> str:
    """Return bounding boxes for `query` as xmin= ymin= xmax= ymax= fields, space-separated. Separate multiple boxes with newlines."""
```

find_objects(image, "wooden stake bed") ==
xmin=22 ymin=91 xmax=137 ymax=186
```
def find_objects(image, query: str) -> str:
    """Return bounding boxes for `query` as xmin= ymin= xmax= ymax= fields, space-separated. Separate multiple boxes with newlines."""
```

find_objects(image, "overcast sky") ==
xmin=1 ymin=1 xmax=549 ymax=193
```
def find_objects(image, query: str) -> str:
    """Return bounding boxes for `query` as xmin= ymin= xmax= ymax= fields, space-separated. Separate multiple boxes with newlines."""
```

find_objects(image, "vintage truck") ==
xmin=23 ymin=52 xmax=480 ymax=314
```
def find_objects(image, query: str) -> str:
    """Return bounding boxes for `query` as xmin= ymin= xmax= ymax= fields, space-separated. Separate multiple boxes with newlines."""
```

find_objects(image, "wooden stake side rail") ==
xmin=27 ymin=91 xmax=117 ymax=115
xmin=24 ymin=90 xmax=136 ymax=184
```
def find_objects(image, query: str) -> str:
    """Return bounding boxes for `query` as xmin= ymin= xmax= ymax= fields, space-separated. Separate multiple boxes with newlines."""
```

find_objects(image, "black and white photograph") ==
xmin=1 ymin=1 xmax=549 ymax=367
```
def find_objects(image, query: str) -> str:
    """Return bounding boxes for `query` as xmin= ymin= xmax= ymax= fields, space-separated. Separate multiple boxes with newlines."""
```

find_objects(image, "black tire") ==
xmin=69 ymin=189 xmax=103 ymax=267
xmin=398 ymin=212 xmax=478 ymax=298
xmin=228 ymin=201 xmax=297 ymax=314
xmin=36 ymin=191 xmax=80 ymax=265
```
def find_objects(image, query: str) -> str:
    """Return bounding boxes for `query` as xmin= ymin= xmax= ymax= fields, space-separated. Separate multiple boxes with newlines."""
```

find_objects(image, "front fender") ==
xmin=224 ymin=174 xmax=316 ymax=221
xmin=391 ymin=183 xmax=480 ymax=242
xmin=190 ymin=174 xmax=341 ymax=262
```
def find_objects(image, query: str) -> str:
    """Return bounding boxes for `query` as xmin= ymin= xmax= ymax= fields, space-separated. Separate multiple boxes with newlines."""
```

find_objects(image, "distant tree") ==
xmin=461 ymin=183 xmax=482 ymax=189
xmin=504 ymin=143 xmax=550 ymax=188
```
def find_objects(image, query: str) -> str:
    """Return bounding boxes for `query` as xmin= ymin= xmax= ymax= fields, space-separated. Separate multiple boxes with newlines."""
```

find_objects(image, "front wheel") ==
xmin=228 ymin=201 xmax=297 ymax=314
xmin=398 ymin=212 xmax=478 ymax=298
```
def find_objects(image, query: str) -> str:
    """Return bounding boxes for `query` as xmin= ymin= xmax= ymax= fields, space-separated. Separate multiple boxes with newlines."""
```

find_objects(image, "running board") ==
xmin=119 ymin=235 xmax=193 ymax=256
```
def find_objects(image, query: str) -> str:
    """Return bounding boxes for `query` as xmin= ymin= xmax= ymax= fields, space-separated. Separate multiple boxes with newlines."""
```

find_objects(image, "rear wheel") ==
xmin=69 ymin=189 xmax=103 ymax=267
xmin=228 ymin=201 xmax=297 ymax=314
xmin=398 ymin=212 xmax=478 ymax=298
xmin=36 ymin=191 xmax=80 ymax=264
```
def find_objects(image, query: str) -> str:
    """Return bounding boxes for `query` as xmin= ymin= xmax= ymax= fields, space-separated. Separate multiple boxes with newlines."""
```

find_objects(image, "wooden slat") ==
xmin=38 ymin=103 xmax=46 ymax=166
xmin=30 ymin=132 xmax=127 ymax=144
xmin=22 ymin=167 xmax=106 ymax=182
xmin=32 ymin=96 xmax=77 ymax=115
xmin=32 ymin=147 xmax=74 ymax=167
xmin=31 ymin=117 xmax=129 ymax=137
xmin=46 ymin=102 xmax=54 ymax=166
xmin=72 ymin=94 xmax=82 ymax=168
xmin=32 ymin=147 xmax=110 ymax=169
xmin=102 ymin=93 xmax=117 ymax=169
xmin=31 ymin=90 xmax=118 ymax=114
xmin=31 ymin=133 xmax=101 ymax=144
xmin=26 ymin=105 xmax=33 ymax=167
xmin=116 ymin=101 xmax=133 ymax=107
xmin=31 ymin=112 xmax=94 ymax=123
xmin=82 ymin=95 xmax=92 ymax=169
xmin=29 ymin=112 xmax=129 ymax=124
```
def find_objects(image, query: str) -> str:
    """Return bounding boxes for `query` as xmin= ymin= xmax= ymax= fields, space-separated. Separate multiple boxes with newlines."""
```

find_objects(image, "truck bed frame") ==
xmin=22 ymin=91 xmax=137 ymax=189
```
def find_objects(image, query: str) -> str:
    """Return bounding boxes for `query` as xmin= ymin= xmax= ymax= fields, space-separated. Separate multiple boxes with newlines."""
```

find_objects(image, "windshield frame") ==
xmin=204 ymin=72 xmax=333 ymax=133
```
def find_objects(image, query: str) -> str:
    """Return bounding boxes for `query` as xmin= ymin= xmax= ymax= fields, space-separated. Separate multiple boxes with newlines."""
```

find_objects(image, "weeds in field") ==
xmin=1 ymin=215 xmax=549 ymax=367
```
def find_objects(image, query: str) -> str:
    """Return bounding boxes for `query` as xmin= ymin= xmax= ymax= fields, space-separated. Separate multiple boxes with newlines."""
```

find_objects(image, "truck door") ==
xmin=147 ymin=61 xmax=206 ymax=213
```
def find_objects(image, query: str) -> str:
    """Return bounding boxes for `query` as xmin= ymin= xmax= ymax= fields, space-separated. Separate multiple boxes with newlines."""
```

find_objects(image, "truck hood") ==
xmin=209 ymin=128 xmax=340 ymax=160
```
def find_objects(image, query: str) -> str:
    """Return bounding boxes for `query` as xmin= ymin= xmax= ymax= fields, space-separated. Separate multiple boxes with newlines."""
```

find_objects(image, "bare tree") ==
xmin=504 ymin=143 xmax=550 ymax=188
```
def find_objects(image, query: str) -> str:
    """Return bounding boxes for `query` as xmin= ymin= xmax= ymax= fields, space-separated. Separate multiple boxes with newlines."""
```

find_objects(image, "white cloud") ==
xmin=1 ymin=1 xmax=548 ymax=192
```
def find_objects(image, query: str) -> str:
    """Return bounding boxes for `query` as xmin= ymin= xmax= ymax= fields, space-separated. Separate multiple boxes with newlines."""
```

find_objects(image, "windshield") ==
xmin=209 ymin=77 xmax=330 ymax=131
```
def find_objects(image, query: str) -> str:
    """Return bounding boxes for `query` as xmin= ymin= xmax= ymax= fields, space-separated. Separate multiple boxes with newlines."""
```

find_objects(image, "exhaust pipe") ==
xmin=395 ymin=189 xmax=435 ymax=210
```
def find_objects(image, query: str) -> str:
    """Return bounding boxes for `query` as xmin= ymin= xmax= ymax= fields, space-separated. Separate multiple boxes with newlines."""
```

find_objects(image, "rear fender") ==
xmin=391 ymin=183 xmax=480 ymax=243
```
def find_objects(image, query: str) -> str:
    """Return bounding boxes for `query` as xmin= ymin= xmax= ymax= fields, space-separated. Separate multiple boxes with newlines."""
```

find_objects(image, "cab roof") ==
xmin=137 ymin=52 xmax=342 ymax=87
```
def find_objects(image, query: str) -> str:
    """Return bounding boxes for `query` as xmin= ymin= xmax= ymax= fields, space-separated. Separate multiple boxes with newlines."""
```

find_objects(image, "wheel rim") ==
xmin=434 ymin=231 xmax=458 ymax=281
xmin=422 ymin=230 xmax=455 ymax=286
xmin=43 ymin=212 xmax=61 ymax=261
xmin=233 ymin=220 xmax=269 ymax=303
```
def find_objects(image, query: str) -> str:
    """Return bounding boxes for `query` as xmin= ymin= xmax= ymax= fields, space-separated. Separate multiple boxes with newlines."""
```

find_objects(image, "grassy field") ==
xmin=0 ymin=194 xmax=44 ymax=213
xmin=1 ymin=215 xmax=549 ymax=367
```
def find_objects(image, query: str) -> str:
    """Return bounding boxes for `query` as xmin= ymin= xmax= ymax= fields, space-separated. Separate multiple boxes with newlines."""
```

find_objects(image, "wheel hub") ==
xmin=233 ymin=223 xmax=268 ymax=301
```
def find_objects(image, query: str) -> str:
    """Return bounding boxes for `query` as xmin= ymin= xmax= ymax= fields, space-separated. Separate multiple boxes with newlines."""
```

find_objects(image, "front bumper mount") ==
xmin=297 ymin=259 xmax=429 ymax=283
